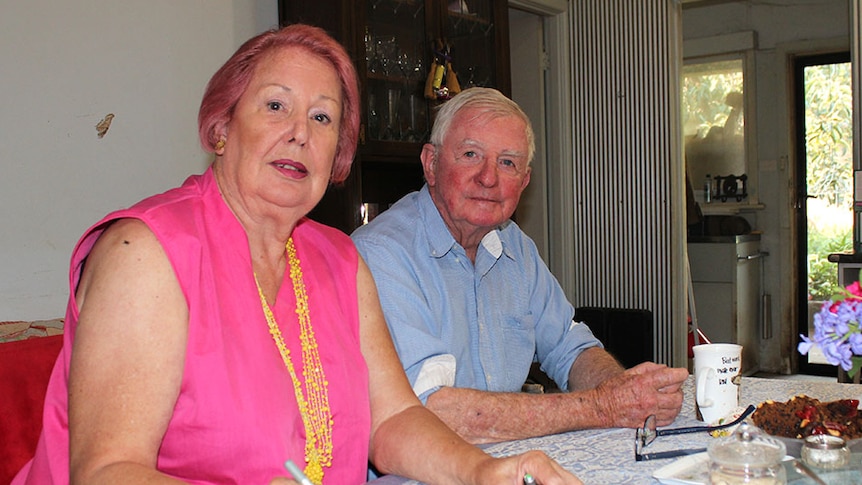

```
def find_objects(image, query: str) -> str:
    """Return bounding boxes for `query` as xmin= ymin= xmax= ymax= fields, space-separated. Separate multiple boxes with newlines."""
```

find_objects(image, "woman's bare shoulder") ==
xmin=76 ymin=217 xmax=180 ymax=312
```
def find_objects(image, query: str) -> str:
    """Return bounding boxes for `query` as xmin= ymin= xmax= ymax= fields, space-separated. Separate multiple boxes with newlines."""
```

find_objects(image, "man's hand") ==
xmin=592 ymin=362 xmax=688 ymax=428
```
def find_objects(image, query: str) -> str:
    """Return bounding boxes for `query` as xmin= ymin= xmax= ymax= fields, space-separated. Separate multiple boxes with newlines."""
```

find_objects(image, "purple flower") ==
xmin=821 ymin=339 xmax=853 ymax=371
xmin=798 ymin=334 xmax=814 ymax=355
xmin=850 ymin=333 xmax=862 ymax=355
xmin=800 ymin=286 xmax=862 ymax=374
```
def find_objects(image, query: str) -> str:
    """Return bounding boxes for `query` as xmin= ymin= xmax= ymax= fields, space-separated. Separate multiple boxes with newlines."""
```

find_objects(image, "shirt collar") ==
xmin=481 ymin=230 xmax=503 ymax=258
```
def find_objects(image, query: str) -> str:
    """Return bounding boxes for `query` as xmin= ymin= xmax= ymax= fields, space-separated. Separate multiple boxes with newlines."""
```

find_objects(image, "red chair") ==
xmin=0 ymin=335 xmax=63 ymax=485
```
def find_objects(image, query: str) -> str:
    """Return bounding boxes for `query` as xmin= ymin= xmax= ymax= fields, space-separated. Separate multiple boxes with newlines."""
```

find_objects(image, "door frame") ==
xmin=508 ymin=0 xmax=575 ymax=299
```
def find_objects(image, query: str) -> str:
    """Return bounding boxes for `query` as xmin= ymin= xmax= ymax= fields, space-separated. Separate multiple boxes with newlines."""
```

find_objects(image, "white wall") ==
xmin=0 ymin=0 xmax=278 ymax=320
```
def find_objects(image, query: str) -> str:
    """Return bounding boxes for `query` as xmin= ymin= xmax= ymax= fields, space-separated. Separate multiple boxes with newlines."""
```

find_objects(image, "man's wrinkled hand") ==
xmin=593 ymin=363 xmax=688 ymax=428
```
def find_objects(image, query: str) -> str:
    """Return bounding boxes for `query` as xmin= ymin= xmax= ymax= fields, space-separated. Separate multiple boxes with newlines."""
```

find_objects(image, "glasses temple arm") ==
xmin=655 ymin=404 xmax=756 ymax=437
xmin=635 ymin=447 xmax=707 ymax=462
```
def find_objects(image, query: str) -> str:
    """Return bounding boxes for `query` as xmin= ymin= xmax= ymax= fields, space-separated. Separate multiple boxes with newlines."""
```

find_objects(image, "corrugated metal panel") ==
xmin=569 ymin=1 xmax=684 ymax=364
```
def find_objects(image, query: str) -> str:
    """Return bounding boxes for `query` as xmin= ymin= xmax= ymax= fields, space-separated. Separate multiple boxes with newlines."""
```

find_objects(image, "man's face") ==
xmin=422 ymin=108 xmax=531 ymax=242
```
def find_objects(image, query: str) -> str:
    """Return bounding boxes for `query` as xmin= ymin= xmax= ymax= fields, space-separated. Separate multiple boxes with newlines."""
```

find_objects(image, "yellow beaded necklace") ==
xmin=255 ymin=237 xmax=332 ymax=485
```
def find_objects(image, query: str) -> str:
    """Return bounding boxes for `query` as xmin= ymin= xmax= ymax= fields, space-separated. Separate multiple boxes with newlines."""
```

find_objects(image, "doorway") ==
xmin=509 ymin=7 xmax=549 ymax=259
xmin=794 ymin=52 xmax=853 ymax=376
xmin=507 ymin=1 xmax=575 ymax=298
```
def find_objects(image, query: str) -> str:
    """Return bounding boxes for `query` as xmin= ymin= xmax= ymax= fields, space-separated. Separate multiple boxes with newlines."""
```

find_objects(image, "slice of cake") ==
xmin=752 ymin=395 xmax=862 ymax=440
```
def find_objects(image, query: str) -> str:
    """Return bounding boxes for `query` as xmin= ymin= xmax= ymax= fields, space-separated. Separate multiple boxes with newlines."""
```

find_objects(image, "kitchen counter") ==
xmin=688 ymin=234 xmax=761 ymax=244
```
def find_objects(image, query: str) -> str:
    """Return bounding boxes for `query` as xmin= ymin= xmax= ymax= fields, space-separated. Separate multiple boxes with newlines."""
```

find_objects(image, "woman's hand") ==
xmin=471 ymin=450 xmax=583 ymax=485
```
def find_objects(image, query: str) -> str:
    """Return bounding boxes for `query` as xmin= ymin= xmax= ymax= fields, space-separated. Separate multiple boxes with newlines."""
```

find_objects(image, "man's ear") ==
xmin=420 ymin=143 xmax=437 ymax=186
xmin=521 ymin=166 xmax=532 ymax=190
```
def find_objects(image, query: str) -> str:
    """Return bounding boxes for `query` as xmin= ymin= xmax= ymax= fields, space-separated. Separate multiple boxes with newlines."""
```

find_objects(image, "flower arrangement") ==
xmin=799 ymin=281 xmax=862 ymax=378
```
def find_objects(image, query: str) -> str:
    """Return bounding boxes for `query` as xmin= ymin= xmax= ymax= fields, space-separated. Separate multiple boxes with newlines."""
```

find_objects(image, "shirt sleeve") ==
xmin=412 ymin=354 xmax=456 ymax=403
xmin=353 ymin=235 xmax=458 ymax=403
xmin=521 ymin=236 xmax=603 ymax=391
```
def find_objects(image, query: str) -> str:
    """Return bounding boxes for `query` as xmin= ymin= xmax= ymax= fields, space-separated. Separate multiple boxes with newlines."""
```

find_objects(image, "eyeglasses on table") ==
xmin=634 ymin=404 xmax=756 ymax=461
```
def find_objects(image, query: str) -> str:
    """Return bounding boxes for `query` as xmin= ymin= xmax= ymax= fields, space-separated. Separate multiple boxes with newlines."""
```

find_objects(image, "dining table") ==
xmin=367 ymin=375 xmax=862 ymax=484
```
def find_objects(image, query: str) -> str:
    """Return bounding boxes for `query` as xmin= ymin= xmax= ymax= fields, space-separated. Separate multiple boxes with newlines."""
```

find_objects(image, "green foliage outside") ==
xmin=805 ymin=63 xmax=853 ymax=207
xmin=808 ymin=229 xmax=852 ymax=301
xmin=806 ymin=62 xmax=853 ymax=301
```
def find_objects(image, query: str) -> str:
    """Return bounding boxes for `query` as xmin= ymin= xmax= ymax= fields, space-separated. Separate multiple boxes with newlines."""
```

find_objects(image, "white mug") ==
xmin=693 ymin=343 xmax=742 ymax=423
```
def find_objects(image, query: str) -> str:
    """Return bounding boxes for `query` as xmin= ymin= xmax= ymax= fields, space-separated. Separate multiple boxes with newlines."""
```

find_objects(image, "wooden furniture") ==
xmin=278 ymin=0 xmax=511 ymax=233
xmin=828 ymin=252 xmax=862 ymax=288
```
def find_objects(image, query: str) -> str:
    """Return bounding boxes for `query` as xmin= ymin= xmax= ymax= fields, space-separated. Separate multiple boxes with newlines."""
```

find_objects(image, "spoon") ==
xmin=793 ymin=459 xmax=828 ymax=485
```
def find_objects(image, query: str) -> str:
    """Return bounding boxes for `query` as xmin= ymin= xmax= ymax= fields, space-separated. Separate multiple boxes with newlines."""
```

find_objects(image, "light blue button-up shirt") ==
xmin=352 ymin=185 xmax=601 ymax=403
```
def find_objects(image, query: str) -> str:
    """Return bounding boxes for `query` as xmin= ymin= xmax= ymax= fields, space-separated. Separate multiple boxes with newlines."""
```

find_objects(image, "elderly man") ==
xmin=351 ymin=87 xmax=688 ymax=444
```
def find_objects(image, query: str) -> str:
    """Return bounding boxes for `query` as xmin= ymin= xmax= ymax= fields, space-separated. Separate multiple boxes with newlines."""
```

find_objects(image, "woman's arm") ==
xmin=69 ymin=219 xmax=188 ymax=484
xmin=357 ymin=256 xmax=582 ymax=485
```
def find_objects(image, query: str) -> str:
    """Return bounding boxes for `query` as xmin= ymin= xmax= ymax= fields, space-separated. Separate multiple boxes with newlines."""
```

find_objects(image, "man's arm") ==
xmin=568 ymin=347 xmax=689 ymax=427
xmin=425 ymin=348 xmax=688 ymax=445
xmin=566 ymin=346 xmax=625 ymax=391
xmin=425 ymin=384 xmax=610 ymax=445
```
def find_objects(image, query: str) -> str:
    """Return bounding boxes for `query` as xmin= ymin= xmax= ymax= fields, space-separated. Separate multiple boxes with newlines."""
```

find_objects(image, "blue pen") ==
xmin=284 ymin=460 xmax=314 ymax=485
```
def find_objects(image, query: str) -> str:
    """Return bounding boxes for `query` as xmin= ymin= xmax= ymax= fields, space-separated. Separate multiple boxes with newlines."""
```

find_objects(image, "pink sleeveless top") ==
xmin=13 ymin=168 xmax=371 ymax=484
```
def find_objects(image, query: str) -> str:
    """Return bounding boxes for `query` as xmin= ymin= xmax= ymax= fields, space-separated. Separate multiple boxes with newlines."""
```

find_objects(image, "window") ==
xmin=683 ymin=55 xmax=749 ymax=204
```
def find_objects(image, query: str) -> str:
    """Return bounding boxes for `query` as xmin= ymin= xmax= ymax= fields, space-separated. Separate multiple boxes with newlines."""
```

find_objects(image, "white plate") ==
xmin=652 ymin=452 xmax=711 ymax=485
xmin=653 ymin=453 xmax=795 ymax=485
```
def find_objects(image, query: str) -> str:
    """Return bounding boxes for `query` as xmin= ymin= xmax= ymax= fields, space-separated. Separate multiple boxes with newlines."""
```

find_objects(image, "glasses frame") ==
xmin=634 ymin=404 xmax=756 ymax=461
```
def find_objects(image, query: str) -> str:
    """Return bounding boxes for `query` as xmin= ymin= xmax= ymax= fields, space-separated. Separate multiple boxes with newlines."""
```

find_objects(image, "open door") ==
xmin=794 ymin=52 xmax=853 ymax=376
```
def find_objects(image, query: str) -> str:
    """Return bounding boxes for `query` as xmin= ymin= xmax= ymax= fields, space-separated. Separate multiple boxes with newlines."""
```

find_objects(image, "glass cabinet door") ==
xmin=359 ymin=0 xmax=507 ymax=148
xmin=362 ymin=0 xmax=430 ymax=145
xmin=441 ymin=0 xmax=500 ymax=91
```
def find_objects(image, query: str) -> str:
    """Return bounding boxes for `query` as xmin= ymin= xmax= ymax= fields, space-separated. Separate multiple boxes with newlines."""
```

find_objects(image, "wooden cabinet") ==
xmin=279 ymin=0 xmax=510 ymax=233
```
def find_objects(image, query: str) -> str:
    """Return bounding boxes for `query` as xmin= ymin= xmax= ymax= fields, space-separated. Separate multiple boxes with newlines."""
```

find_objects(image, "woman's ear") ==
xmin=214 ymin=136 xmax=226 ymax=154
xmin=213 ymin=119 xmax=229 ymax=145
xmin=212 ymin=122 xmax=229 ymax=154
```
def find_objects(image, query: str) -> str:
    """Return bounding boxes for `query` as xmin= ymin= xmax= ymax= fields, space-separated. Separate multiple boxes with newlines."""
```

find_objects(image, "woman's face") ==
xmin=217 ymin=45 xmax=342 ymax=221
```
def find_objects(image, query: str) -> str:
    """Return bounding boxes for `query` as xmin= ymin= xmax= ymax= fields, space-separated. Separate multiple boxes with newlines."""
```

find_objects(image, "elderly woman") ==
xmin=12 ymin=24 xmax=580 ymax=485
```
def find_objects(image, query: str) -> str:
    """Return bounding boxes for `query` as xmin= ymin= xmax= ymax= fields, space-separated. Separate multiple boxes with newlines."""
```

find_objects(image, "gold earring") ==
xmin=215 ymin=138 xmax=225 ymax=151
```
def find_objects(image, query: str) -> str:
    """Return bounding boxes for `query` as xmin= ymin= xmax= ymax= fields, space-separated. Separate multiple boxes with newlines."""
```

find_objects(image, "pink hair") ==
xmin=198 ymin=24 xmax=360 ymax=184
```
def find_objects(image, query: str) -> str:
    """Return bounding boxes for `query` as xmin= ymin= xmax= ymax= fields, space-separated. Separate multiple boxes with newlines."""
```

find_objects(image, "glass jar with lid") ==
xmin=707 ymin=422 xmax=787 ymax=484
xmin=801 ymin=434 xmax=850 ymax=469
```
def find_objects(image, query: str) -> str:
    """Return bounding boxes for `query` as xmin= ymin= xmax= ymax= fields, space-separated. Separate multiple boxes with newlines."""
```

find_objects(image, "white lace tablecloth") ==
xmin=367 ymin=376 xmax=862 ymax=484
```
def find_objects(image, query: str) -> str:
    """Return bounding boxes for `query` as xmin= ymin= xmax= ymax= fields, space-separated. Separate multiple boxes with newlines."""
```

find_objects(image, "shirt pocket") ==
xmin=496 ymin=313 xmax=536 ymax=387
